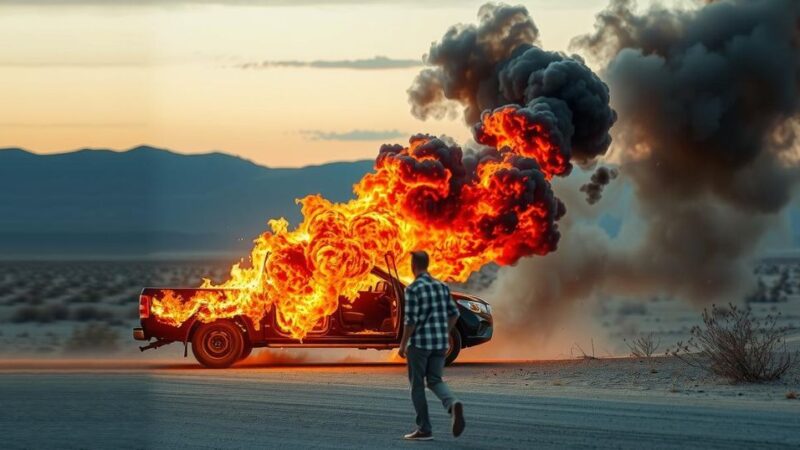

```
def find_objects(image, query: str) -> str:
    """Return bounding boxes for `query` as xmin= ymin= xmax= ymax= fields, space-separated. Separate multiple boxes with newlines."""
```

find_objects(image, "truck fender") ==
xmin=182 ymin=316 xmax=253 ymax=356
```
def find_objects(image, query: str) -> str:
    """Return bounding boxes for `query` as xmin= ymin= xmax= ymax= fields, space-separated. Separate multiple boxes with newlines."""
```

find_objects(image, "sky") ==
xmin=0 ymin=0 xmax=608 ymax=167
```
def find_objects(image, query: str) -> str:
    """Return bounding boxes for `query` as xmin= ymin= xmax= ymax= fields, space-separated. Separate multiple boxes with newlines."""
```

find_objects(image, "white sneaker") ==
xmin=403 ymin=429 xmax=433 ymax=441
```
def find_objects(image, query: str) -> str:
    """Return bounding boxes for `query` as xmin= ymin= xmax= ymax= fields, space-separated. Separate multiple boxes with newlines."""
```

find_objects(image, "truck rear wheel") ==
xmin=191 ymin=321 xmax=244 ymax=368
xmin=445 ymin=329 xmax=462 ymax=366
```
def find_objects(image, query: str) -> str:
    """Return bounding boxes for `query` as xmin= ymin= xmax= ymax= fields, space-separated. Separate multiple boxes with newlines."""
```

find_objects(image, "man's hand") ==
xmin=398 ymin=323 xmax=416 ymax=360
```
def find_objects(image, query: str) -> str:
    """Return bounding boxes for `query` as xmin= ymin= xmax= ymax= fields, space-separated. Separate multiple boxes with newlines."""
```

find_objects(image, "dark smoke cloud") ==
xmin=412 ymin=1 xmax=800 ymax=344
xmin=572 ymin=0 xmax=800 ymax=277
xmin=488 ymin=0 xmax=800 ymax=340
xmin=574 ymin=0 xmax=800 ymax=214
xmin=408 ymin=3 xmax=617 ymax=164
xmin=408 ymin=4 xmax=538 ymax=122
xmin=580 ymin=166 xmax=618 ymax=204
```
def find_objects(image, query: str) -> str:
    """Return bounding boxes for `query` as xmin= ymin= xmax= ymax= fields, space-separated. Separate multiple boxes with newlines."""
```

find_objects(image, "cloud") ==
xmin=0 ymin=61 xmax=149 ymax=68
xmin=0 ymin=122 xmax=143 ymax=128
xmin=2 ymin=0 xmax=455 ymax=5
xmin=237 ymin=56 xmax=423 ymax=71
xmin=301 ymin=129 xmax=406 ymax=141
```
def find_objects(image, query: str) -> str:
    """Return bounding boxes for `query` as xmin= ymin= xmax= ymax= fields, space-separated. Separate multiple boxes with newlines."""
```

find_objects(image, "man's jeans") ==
xmin=407 ymin=345 xmax=458 ymax=433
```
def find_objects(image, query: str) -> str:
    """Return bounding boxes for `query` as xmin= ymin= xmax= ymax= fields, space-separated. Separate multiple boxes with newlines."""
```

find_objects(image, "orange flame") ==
xmin=475 ymin=105 xmax=571 ymax=179
xmin=151 ymin=108 xmax=567 ymax=339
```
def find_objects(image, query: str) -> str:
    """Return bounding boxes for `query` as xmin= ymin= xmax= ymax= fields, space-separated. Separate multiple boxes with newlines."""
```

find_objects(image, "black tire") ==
xmin=445 ymin=329 xmax=462 ymax=366
xmin=191 ymin=321 xmax=244 ymax=368
xmin=239 ymin=341 xmax=253 ymax=361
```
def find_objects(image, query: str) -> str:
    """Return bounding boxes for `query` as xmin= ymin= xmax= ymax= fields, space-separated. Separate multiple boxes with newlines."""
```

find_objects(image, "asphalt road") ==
xmin=1 ymin=360 xmax=798 ymax=449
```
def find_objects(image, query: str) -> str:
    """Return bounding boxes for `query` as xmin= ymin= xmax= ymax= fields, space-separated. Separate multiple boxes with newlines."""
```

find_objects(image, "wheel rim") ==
xmin=204 ymin=329 xmax=232 ymax=359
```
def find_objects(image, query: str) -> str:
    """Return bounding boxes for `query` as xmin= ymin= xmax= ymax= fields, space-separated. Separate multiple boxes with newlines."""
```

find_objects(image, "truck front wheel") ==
xmin=445 ymin=329 xmax=462 ymax=366
xmin=191 ymin=321 xmax=244 ymax=368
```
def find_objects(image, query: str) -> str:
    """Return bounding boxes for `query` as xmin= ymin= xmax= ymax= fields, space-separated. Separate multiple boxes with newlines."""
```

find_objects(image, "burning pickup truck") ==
xmin=133 ymin=263 xmax=492 ymax=368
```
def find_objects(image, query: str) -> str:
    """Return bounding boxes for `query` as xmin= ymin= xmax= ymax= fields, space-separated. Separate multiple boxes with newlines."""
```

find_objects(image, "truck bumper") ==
xmin=133 ymin=328 xmax=147 ymax=341
xmin=458 ymin=310 xmax=493 ymax=348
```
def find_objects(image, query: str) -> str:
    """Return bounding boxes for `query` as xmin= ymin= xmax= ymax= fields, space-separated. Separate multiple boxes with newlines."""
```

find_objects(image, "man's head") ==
xmin=410 ymin=251 xmax=429 ymax=277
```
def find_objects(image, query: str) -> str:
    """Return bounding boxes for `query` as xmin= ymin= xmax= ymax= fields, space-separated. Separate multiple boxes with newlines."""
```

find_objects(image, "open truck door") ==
xmin=385 ymin=252 xmax=404 ymax=339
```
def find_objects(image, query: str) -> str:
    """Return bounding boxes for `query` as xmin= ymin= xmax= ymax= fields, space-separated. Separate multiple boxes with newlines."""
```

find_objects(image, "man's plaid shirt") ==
xmin=404 ymin=272 xmax=460 ymax=350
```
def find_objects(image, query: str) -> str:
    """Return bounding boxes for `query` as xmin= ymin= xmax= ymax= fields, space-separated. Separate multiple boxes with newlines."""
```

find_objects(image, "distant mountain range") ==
xmin=2 ymin=145 xmax=797 ymax=259
xmin=0 ymin=146 xmax=373 ymax=258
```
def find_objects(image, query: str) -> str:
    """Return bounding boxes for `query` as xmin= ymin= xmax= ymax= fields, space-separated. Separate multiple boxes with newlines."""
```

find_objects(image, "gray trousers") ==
xmin=407 ymin=345 xmax=458 ymax=433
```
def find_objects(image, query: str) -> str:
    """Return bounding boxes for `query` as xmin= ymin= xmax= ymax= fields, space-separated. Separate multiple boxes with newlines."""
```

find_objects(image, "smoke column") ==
xmin=410 ymin=1 xmax=800 ymax=346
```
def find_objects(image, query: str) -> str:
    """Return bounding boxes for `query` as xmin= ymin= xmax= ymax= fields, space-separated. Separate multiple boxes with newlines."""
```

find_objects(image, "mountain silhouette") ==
xmin=0 ymin=146 xmax=373 ymax=258
xmin=2 ymin=145 xmax=795 ymax=259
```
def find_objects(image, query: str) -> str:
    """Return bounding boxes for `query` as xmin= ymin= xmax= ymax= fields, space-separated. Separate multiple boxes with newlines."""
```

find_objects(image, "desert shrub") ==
xmin=625 ymin=332 xmax=661 ymax=358
xmin=64 ymin=295 xmax=84 ymax=304
xmin=617 ymin=302 xmax=647 ymax=316
xmin=10 ymin=306 xmax=44 ymax=323
xmin=63 ymin=323 xmax=120 ymax=353
xmin=126 ymin=306 xmax=140 ymax=320
xmin=79 ymin=290 xmax=102 ymax=303
xmin=10 ymin=304 xmax=69 ymax=323
xmin=50 ymin=304 xmax=70 ymax=321
xmin=104 ymin=317 xmax=125 ymax=327
xmin=71 ymin=306 xmax=114 ymax=322
xmin=746 ymin=274 xmax=790 ymax=303
xmin=668 ymin=303 xmax=797 ymax=382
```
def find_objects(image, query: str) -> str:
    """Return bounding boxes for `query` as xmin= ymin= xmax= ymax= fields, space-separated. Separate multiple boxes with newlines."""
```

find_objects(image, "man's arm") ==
xmin=399 ymin=286 xmax=418 ymax=358
xmin=399 ymin=323 xmax=416 ymax=358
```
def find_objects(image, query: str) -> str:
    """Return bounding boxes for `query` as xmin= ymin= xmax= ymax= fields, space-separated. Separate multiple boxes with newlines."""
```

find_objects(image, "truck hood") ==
xmin=451 ymin=291 xmax=489 ymax=305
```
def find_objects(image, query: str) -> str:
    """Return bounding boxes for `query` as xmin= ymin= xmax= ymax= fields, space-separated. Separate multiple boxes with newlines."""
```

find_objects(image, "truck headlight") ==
xmin=457 ymin=299 xmax=490 ymax=314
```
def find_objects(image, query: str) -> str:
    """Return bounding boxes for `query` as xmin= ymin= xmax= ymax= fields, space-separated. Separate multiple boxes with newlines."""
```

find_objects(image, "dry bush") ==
xmin=11 ymin=304 xmax=69 ymax=323
xmin=668 ymin=303 xmax=796 ymax=382
xmin=64 ymin=323 xmax=120 ymax=353
xmin=617 ymin=302 xmax=647 ymax=316
xmin=625 ymin=332 xmax=661 ymax=358
xmin=71 ymin=305 xmax=114 ymax=322
xmin=570 ymin=339 xmax=597 ymax=360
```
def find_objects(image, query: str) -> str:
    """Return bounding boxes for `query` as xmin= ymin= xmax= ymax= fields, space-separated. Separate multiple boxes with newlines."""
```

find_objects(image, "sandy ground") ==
xmin=1 ymin=357 xmax=798 ymax=449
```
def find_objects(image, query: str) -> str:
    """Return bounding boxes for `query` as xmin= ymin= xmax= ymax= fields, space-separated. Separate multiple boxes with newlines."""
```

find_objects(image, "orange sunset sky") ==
xmin=0 ymin=0 xmax=608 ymax=167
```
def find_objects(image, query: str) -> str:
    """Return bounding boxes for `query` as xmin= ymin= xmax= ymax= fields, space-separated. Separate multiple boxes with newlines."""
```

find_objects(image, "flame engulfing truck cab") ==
xmin=134 ymin=264 xmax=492 ymax=368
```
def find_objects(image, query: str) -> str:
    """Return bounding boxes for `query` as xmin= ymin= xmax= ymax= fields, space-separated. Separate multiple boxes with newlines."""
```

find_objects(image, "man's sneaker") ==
xmin=451 ymin=402 xmax=465 ymax=437
xmin=403 ymin=429 xmax=433 ymax=441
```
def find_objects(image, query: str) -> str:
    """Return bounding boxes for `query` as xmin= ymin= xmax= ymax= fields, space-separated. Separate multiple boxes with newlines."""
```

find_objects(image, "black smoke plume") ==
xmin=580 ymin=166 xmax=618 ymax=204
xmin=411 ymin=1 xmax=800 ymax=343
xmin=574 ymin=0 xmax=800 ymax=215
xmin=569 ymin=0 xmax=800 ymax=302
xmin=409 ymin=3 xmax=617 ymax=165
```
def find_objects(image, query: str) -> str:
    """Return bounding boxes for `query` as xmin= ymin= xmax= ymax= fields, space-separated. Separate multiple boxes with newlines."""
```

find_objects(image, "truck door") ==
xmin=385 ymin=253 xmax=404 ymax=339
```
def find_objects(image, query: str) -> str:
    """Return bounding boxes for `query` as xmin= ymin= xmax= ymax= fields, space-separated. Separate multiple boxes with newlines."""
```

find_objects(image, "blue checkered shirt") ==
xmin=404 ymin=272 xmax=460 ymax=350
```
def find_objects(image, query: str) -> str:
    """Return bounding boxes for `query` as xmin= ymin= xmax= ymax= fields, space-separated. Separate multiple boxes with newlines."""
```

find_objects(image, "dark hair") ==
xmin=411 ymin=251 xmax=430 ymax=272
